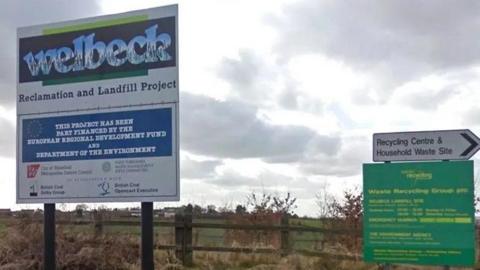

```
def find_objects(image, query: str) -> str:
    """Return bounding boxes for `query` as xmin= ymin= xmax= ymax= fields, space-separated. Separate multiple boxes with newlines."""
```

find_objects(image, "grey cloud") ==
xmin=0 ymin=1 xmax=102 ymax=28
xmin=270 ymin=0 xmax=480 ymax=97
xmin=218 ymin=50 xmax=263 ymax=92
xmin=181 ymin=92 xmax=340 ymax=162
xmin=327 ymin=103 xmax=357 ymax=129
xmin=278 ymin=87 xmax=299 ymax=110
xmin=0 ymin=0 xmax=102 ymax=106
xmin=277 ymin=80 xmax=325 ymax=114
xmin=207 ymin=170 xmax=254 ymax=187
xmin=217 ymin=49 xmax=277 ymax=103
xmin=257 ymin=133 xmax=341 ymax=164
xmin=299 ymin=136 xmax=370 ymax=177
xmin=0 ymin=82 xmax=16 ymax=107
xmin=207 ymin=169 xmax=293 ymax=188
xmin=400 ymin=86 xmax=459 ymax=111
xmin=463 ymin=107 xmax=480 ymax=126
xmin=206 ymin=170 xmax=336 ymax=202
xmin=217 ymin=47 xmax=326 ymax=113
xmin=181 ymin=157 xmax=223 ymax=179
xmin=351 ymin=88 xmax=377 ymax=106
xmin=0 ymin=118 xmax=15 ymax=158
xmin=300 ymin=157 xmax=362 ymax=177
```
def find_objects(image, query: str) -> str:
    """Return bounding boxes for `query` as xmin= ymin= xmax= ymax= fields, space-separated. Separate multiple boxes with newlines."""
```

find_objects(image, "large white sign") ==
xmin=16 ymin=5 xmax=179 ymax=203
xmin=373 ymin=129 xmax=480 ymax=162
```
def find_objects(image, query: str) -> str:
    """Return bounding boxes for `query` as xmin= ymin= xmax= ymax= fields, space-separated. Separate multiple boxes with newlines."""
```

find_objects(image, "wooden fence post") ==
xmin=184 ymin=205 xmax=193 ymax=266
xmin=175 ymin=205 xmax=193 ymax=266
xmin=175 ymin=209 xmax=184 ymax=263
xmin=92 ymin=210 xmax=103 ymax=237
xmin=280 ymin=214 xmax=290 ymax=256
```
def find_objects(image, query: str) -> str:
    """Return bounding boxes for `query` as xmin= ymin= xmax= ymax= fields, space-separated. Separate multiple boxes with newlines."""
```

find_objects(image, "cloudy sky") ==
xmin=2 ymin=0 xmax=480 ymax=216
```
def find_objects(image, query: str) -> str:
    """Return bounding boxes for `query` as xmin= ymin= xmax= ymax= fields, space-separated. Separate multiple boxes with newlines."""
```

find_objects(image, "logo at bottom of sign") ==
xmin=98 ymin=182 xmax=110 ymax=196
xmin=27 ymin=164 xmax=40 ymax=197
xmin=27 ymin=164 xmax=40 ymax=178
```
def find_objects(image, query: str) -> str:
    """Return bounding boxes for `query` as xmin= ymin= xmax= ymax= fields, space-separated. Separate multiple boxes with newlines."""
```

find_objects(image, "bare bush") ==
xmin=315 ymin=183 xmax=339 ymax=218
xmin=225 ymin=191 xmax=297 ymax=248
xmin=246 ymin=191 xmax=297 ymax=215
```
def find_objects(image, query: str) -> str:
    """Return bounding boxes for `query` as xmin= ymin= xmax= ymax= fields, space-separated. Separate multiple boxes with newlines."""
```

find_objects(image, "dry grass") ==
xmin=0 ymin=217 xmax=140 ymax=270
xmin=0 ymin=217 xmax=475 ymax=269
xmin=189 ymin=252 xmax=376 ymax=270
xmin=0 ymin=218 xmax=376 ymax=270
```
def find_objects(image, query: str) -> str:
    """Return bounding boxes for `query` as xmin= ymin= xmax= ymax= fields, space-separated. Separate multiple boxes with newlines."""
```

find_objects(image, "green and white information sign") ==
xmin=363 ymin=161 xmax=475 ymax=266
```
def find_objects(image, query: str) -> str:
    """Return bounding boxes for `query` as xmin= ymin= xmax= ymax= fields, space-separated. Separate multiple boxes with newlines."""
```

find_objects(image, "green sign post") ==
xmin=363 ymin=161 xmax=475 ymax=267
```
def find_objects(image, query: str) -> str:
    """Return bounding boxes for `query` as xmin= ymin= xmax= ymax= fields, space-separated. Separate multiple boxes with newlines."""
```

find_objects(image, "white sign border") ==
xmin=16 ymin=5 xmax=180 ymax=203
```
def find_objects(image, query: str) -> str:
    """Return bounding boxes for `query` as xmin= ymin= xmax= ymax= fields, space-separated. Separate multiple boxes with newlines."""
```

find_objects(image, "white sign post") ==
xmin=373 ymin=129 xmax=480 ymax=162
xmin=17 ymin=5 xmax=179 ymax=203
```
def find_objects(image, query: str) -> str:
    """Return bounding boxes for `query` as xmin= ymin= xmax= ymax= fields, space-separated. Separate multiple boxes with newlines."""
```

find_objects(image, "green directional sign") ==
xmin=363 ymin=161 xmax=475 ymax=266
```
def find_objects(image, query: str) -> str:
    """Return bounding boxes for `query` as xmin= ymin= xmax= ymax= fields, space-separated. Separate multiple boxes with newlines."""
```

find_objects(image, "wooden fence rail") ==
xmin=33 ymin=210 xmax=361 ymax=266
xmin=69 ymin=219 xmax=358 ymax=234
xmin=168 ymin=210 xmax=360 ymax=266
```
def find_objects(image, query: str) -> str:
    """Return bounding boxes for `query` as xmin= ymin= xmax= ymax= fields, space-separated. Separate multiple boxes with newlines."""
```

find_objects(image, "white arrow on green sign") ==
xmin=373 ymin=129 xmax=480 ymax=162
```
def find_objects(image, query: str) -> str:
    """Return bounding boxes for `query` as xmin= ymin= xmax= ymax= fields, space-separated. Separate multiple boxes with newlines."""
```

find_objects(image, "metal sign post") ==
xmin=141 ymin=202 xmax=154 ymax=270
xmin=44 ymin=203 xmax=55 ymax=270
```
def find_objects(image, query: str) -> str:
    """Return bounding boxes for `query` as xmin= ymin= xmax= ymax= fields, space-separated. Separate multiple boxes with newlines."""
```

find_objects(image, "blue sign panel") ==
xmin=23 ymin=108 xmax=172 ymax=162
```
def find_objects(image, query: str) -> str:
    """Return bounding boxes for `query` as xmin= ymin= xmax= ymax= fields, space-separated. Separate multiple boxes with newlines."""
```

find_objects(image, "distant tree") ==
xmin=192 ymin=204 xmax=203 ymax=216
xmin=75 ymin=204 xmax=88 ymax=217
xmin=333 ymin=190 xmax=363 ymax=222
xmin=97 ymin=205 xmax=110 ymax=211
xmin=246 ymin=191 xmax=272 ymax=214
xmin=218 ymin=203 xmax=234 ymax=214
xmin=235 ymin=204 xmax=247 ymax=214
xmin=271 ymin=192 xmax=297 ymax=215
xmin=206 ymin=205 xmax=217 ymax=215
xmin=58 ymin=203 xmax=68 ymax=212
xmin=329 ymin=189 xmax=363 ymax=254
xmin=315 ymin=183 xmax=338 ymax=218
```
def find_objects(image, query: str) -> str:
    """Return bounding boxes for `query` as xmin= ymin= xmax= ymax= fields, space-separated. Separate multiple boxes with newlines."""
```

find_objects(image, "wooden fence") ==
xmin=51 ymin=208 xmax=362 ymax=266
xmin=165 ymin=210 xmax=360 ymax=266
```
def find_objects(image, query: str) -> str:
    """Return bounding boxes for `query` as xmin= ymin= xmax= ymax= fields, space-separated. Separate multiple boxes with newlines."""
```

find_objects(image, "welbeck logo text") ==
xmin=19 ymin=16 xmax=176 ymax=84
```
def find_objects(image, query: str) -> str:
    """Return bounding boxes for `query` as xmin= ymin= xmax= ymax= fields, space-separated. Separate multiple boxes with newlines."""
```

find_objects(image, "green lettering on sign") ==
xmin=363 ymin=161 xmax=475 ymax=266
